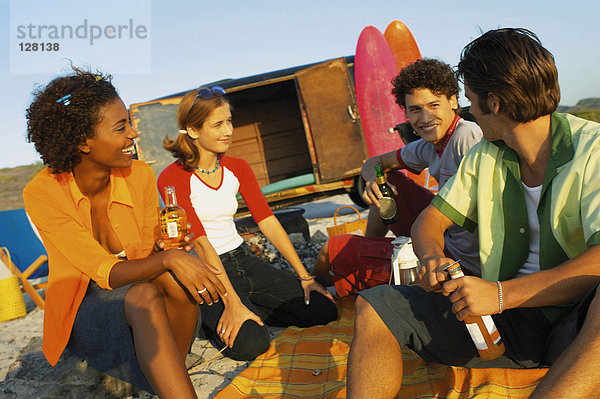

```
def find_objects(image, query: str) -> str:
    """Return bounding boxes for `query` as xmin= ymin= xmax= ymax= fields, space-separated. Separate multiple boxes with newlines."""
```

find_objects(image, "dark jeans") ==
xmin=200 ymin=243 xmax=338 ymax=360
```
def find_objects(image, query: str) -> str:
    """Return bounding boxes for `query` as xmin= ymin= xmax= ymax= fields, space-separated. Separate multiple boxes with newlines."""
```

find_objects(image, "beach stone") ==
xmin=289 ymin=232 xmax=306 ymax=245
xmin=310 ymin=229 xmax=328 ymax=245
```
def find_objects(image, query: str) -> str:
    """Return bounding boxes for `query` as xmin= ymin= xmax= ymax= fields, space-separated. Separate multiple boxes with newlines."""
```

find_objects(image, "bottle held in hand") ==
xmin=375 ymin=165 xmax=399 ymax=225
xmin=160 ymin=186 xmax=188 ymax=249
xmin=446 ymin=262 xmax=506 ymax=360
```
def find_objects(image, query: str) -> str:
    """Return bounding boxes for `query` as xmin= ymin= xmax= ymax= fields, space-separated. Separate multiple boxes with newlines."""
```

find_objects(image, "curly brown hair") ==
xmin=26 ymin=67 xmax=119 ymax=173
xmin=391 ymin=58 xmax=460 ymax=109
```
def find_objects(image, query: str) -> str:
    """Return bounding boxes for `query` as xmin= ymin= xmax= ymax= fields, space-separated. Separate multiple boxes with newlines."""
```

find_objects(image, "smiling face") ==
xmin=193 ymin=103 xmax=233 ymax=155
xmin=80 ymin=97 xmax=138 ymax=171
xmin=404 ymin=88 xmax=458 ymax=151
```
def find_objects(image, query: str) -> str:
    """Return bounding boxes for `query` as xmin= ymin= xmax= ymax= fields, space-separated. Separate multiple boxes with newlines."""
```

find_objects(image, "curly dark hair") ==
xmin=26 ymin=67 xmax=119 ymax=173
xmin=391 ymin=58 xmax=460 ymax=109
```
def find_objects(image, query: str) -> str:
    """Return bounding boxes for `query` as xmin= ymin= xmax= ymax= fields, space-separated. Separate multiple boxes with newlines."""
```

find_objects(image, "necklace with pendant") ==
xmin=196 ymin=157 xmax=220 ymax=174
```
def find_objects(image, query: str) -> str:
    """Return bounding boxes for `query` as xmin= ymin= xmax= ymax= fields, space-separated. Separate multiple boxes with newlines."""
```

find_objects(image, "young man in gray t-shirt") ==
xmin=313 ymin=59 xmax=482 ymax=294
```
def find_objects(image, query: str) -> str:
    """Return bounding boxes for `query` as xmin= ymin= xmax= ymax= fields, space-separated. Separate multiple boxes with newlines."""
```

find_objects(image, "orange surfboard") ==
xmin=384 ymin=20 xmax=422 ymax=71
xmin=384 ymin=21 xmax=436 ymax=189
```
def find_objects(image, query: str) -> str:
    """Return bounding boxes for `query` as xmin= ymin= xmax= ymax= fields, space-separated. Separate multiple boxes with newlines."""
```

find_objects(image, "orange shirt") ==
xmin=23 ymin=160 xmax=159 ymax=366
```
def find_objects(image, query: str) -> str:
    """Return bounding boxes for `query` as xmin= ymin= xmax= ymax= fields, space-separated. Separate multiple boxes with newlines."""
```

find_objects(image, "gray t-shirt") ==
xmin=399 ymin=118 xmax=483 ymax=276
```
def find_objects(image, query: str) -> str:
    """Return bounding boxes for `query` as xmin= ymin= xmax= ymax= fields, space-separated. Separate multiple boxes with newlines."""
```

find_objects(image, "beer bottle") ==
xmin=160 ymin=186 xmax=189 ymax=249
xmin=375 ymin=164 xmax=399 ymax=224
xmin=446 ymin=262 xmax=506 ymax=360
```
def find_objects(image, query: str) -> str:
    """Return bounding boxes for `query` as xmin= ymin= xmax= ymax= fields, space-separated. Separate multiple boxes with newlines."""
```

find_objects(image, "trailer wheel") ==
xmin=348 ymin=176 xmax=368 ymax=208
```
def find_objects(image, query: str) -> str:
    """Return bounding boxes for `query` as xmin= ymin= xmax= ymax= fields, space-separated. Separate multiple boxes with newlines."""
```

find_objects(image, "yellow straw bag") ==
xmin=327 ymin=205 xmax=368 ymax=237
xmin=0 ymin=248 xmax=27 ymax=322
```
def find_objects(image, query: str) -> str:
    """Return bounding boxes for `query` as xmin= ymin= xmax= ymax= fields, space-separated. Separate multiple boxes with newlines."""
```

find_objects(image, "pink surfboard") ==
xmin=384 ymin=20 xmax=422 ymax=72
xmin=355 ymin=26 xmax=406 ymax=157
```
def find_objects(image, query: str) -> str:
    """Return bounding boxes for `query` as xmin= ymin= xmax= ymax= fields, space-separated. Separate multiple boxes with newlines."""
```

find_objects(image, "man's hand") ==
xmin=417 ymin=256 xmax=453 ymax=292
xmin=362 ymin=179 xmax=398 ymax=208
xmin=442 ymin=277 xmax=500 ymax=321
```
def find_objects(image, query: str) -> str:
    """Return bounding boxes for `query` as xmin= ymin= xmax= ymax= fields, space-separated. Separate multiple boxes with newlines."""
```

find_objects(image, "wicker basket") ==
xmin=327 ymin=206 xmax=368 ymax=237
xmin=0 ymin=275 xmax=27 ymax=322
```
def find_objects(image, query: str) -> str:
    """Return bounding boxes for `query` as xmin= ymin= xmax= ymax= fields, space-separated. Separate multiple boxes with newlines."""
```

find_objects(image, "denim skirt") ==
xmin=66 ymin=281 xmax=154 ymax=394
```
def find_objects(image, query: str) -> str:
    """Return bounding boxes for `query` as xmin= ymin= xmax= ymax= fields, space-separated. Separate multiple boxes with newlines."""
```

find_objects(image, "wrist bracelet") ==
xmin=497 ymin=281 xmax=503 ymax=314
xmin=298 ymin=275 xmax=315 ymax=282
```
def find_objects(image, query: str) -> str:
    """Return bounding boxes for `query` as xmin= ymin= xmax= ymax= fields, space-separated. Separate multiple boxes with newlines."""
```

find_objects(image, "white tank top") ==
xmin=516 ymin=183 xmax=542 ymax=277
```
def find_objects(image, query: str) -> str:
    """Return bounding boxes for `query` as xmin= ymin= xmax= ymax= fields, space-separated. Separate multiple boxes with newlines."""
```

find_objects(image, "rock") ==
xmin=310 ymin=230 xmax=328 ymax=245
xmin=288 ymin=232 xmax=306 ymax=245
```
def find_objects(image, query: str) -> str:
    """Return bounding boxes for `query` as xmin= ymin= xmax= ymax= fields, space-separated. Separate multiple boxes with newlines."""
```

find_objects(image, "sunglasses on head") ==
xmin=191 ymin=86 xmax=226 ymax=107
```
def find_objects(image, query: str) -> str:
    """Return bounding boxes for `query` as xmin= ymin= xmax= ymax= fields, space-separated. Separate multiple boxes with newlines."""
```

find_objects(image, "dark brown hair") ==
xmin=457 ymin=28 xmax=560 ymax=122
xmin=26 ymin=68 xmax=119 ymax=173
xmin=163 ymin=89 xmax=229 ymax=170
xmin=391 ymin=58 xmax=460 ymax=109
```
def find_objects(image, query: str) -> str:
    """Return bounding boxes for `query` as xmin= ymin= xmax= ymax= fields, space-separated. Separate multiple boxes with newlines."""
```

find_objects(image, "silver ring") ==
xmin=197 ymin=287 xmax=207 ymax=294
xmin=220 ymin=329 xmax=226 ymax=335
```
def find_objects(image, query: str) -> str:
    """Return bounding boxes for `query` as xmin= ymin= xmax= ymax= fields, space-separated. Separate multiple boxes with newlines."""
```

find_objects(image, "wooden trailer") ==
xmin=129 ymin=56 xmax=373 ymax=211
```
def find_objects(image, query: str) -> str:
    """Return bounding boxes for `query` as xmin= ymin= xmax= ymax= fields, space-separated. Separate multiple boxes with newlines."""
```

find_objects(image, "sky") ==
xmin=1 ymin=0 xmax=599 ymax=169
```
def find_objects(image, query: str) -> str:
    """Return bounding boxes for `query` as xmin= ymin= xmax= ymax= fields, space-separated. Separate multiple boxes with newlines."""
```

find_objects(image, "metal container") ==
xmin=390 ymin=236 xmax=420 ymax=285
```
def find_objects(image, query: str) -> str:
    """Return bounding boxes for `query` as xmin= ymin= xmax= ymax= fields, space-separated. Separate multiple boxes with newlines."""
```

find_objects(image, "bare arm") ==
xmin=258 ymin=215 xmax=334 ymax=303
xmin=109 ymin=249 xmax=227 ymax=305
xmin=411 ymin=204 xmax=455 ymax=291
xmin=503 ymin=245 xmax=600 ymax=308
xmin=443 ymin=245 xmax=600 ymax=321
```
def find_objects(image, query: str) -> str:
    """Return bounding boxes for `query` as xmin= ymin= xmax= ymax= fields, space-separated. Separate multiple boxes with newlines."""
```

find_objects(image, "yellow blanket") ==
xmin=216 ymin=297 xmax=547 ymax=398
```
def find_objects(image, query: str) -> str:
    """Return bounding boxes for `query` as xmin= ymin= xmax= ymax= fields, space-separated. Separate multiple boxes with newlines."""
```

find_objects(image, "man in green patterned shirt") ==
xmin=347 ymin=28 xmax=600 ymax=399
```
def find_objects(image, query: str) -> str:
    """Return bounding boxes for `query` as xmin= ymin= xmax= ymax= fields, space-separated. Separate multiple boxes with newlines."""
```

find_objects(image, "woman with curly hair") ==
xmin=157 ymin=87 xmax=337 ymax=361
xmin=23 ymin=68 xmax=226 ymax=398
xmin=312 ymin=58 xmax=483 ymax=296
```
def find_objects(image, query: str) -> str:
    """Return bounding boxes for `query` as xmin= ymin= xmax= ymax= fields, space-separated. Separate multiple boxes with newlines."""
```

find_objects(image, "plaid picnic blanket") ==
xmin=216 ymin=297 xmax=548 ymax=398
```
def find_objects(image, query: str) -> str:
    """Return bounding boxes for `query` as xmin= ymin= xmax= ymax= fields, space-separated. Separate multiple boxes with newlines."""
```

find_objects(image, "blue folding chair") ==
xmin=0 ymin=208 xmax=48 ymax=309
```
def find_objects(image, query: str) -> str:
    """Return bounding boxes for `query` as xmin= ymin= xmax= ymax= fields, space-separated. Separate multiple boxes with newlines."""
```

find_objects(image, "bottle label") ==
xmin=482 ymin=315 xmax=501 ymax=345
xmin=166 ymin=221 xmax=179 ymax=238
xmin=465 ymin=315 xmax=499 ymax=350
xmin=465 ymin=322 xmax=488 ymax=350
xmin=379 ymin=197 xmax=397 ymax=220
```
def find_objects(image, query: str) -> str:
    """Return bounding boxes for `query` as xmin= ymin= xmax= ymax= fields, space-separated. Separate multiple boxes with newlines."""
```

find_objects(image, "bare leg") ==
xmin=153 ymin=272 xmax=200 ymax=356
xmin=313 ymin=241 xmax=334 ymax=286
xmin=365 ymin=206 xmax=389 ymax=237
xmin=531 ymin=286 xmax=600 ymax=398
xmin=347 ymin=296 xmax=403 ymax=398
xmin=125 ymin=282 xmax=198 ymax=399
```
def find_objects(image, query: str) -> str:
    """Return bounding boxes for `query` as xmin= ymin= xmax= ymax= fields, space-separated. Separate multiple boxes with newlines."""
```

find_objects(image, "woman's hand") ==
xmin=153 ymin=223 xmax=195 ymax=252
xmin=300 ymin=277 xmax=335 ymax=305
xmin=216 ymin=301 xmax=264 ymax=348
xmin=161 ymin=249 xmax=226 ymax=305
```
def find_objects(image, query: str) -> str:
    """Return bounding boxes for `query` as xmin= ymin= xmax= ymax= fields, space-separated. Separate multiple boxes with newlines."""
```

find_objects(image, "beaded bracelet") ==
xmin=497 ymin=281 xmax=504 ymax=314
xmin=298 ymin=275 xmax=315 ymax=282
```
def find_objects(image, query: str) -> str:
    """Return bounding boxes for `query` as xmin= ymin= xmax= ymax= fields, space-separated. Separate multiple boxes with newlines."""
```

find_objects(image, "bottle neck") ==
xmin=375 ymin=175 xmax=387 ymax=185
xmin=165 ymin=188 xmax=178 ymax=206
